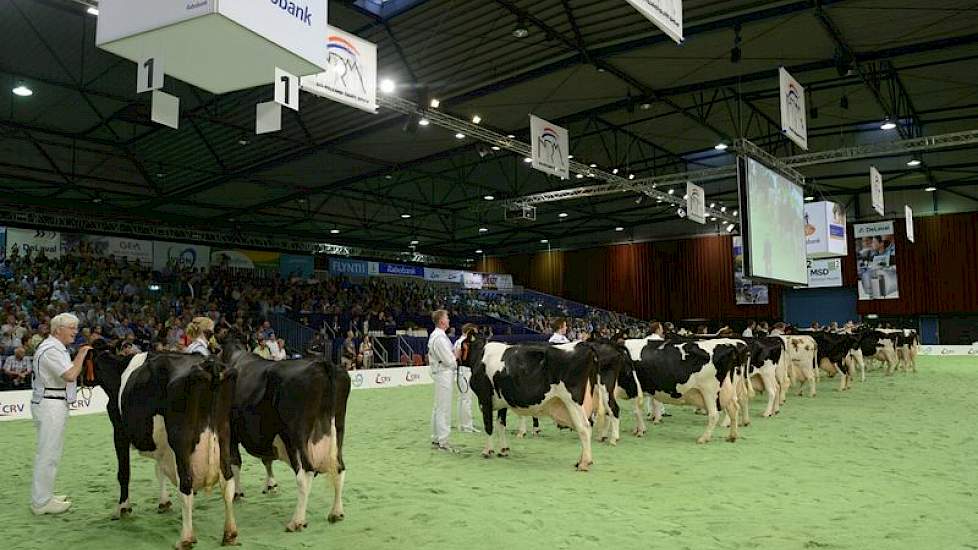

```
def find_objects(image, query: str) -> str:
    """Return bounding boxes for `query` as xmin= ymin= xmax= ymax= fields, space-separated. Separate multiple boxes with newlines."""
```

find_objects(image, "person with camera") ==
xmin=30 ymin=313 xmax=92 ymax=515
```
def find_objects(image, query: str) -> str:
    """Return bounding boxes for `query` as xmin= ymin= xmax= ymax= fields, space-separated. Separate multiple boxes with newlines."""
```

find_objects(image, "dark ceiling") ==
xmin=2 ymin=0 xmax=978 ymax=262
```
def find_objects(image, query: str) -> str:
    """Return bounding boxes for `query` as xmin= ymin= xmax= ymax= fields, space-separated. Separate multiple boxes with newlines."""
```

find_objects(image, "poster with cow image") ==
xmin=300 ymin=25 xmax=377 ymax=114
xmin=779 ymin=67 xmax=808 ymax=150
xmin=733 ymin=236 xmax=769 ymax=304
xmin=854 ymin=221 xmax=898 ymax=300
xmin=530 ymin=115 xmax=569 ymax=180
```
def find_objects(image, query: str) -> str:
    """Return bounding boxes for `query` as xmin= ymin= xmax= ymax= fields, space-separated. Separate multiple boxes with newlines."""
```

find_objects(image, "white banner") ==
xmin=853 ymin=220 xmax=894 ymax=238
xmin=779 ymin=67 xmax=808 ymax=150
xmin=686 ymin=181 xmax=705 ymax=224
xmin=804 ymin=201 xmax=847 ymax=258
xmin=530 ymin=115 xmax=569 ymax=180
xmin=0 ymin=387 xmax=110 ymax=422
xmin=918 ymin=345 xmax=978 ymax=356
xmin=905 ymin=205 xmax=915 ymax=243
xmin=871 ymin=166 xmax=885 ymax=216
xmin=462 ymin=271 xmax=484 ymax=289
xmin=152 ymin=241 xmax=211 ymax=271
xmin=64 ymin=234 xmax=154 ymax=266
xmin=625 ymin=0 xmax=683 ymax=44
xmin=424 ymin=267 xmax=464 ymax=284
xmin=348 ymin=366 xmax=433 ymax=390
xmin=805 ymin=257 xmax=843 ymax=288
xmin=5 ymin=228 xmax=62 ymax=259
xmin=300 ymin=25 xmax=377 ymax=113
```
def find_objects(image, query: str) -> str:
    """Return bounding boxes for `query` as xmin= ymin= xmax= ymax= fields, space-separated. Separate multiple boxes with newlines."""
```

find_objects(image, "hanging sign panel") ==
xmin=870 ymin=166 xmax=885 ymax=216
xmin=625 ymin=0 xmax=683 ymax=44
xmin=686 ymin=181 xmax=706 ymax=224
xmin=854 ymin=221 xmax=898 ymax=300
xmin=530 ymin=115 xmax=569 ymax=180
xmin=300 ymin=26 xmax=378 ymax=114
xmin=779 ymin=67 xmax=808 ymax=150
xmin=806 ymin=258 xmax=843 ymax=288
xmin=905 ymin=205 xmax=915 ymax=243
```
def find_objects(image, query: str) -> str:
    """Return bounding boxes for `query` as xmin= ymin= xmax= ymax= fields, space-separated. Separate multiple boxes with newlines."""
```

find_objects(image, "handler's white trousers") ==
xmin=430 ymin=367 xmax=454 ymax=445
xmin=456 ymin=366 xmax=474 ymax=431
xmin=31 ymin=399 xmax=69 ymax=508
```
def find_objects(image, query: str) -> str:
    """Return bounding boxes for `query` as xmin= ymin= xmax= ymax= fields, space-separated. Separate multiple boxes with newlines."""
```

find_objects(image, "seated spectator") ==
xmin=2 ymin=347 xmax=32 ymax=389
xmin=359 ymin=335 xmax=374 ymax=369
xmin=273 ymin=338 xmax=287 ymax=361
xmin=252 ymin=339 xmax=272 ymax=360
xmin=341 ymin=330 xmax=356 ymax=370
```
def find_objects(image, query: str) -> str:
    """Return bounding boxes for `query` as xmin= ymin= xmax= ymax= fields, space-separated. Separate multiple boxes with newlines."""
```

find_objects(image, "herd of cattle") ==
xmin=74 ymin=326 xmax=917 ymax=548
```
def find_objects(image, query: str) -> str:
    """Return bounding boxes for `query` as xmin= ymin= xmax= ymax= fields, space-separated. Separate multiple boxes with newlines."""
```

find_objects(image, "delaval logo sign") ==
xmin=330 ymin=258 xmax=369 ymax=277
xmin=269 ymin=0 xmax=313 ymax=25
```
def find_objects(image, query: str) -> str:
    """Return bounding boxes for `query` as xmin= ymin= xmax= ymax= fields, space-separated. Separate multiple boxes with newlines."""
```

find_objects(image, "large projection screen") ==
xmin=737 ymin=156 xmax=808 ymax=286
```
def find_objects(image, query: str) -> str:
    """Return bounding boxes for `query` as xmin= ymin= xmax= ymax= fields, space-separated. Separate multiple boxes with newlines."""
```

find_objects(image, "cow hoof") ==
xmin=598 ymin=436 xmax=607 ymax=443
xmin=499 ymin=448 xmax=510 ymax=457
xmin=481 ymin=450 xmax=494 ymax=459
xmin=533 ymin=429 xmax=542 ymax=437
xmin=175 ymin=538 xmax=195 ymax=550
xmin=327 ymin=513 xmax=345 ymax=524
xmin=233 ymin=492 xmax=244 ymax=502
xmin=112 ymin=505 xmax=133 ymax=520
xmin=158 ymin=501 xmax=172 ymax=513
xmin=515 ymin=432 xmax=526 ymax=439
xmin=221 ymin=531 xmax=239 ymax=546
xmin=609 ymin=439 xmax=618 ymax=447
xmin=262 ymin=484 xmax=278 ymax=494
xmin=285 ymin=521 xmax=307 ymax=532
xmin=696 ymin=437 xmax=710 ymax=444
xmin=575 ymin=463 xmax=590 ymax=472
xmin=635 ymin=430 xmax=646 ymax=438
xmin=726 ymin=436 xmax=737 ymax=443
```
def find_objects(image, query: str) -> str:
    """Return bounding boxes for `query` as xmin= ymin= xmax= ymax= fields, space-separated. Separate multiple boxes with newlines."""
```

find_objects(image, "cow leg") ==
xmin=327 ymin=469 xmax=346 ymax=523
xmin=532 ymin=417 xmax=541 ymax=436
xmin=697 ymin=390 xmax=720 ymax=444
xmin=497 ymin=410 xmax=510 ymax=457
xmin=286 ymin=468 xmax=314 ymax=532
xmin=173 ymin=451 xmax=197 ymax=549
xmin=481 ymin=406 xmax=495 ymax=458
xmin=605 ymin=385 xmax=621 ymax=445
xmin=221 ymin=476 xmax=239 ymax=546
xmin=632 ymin=396 xmax=647 ymax=437
xmin=776 ymin=360 xmax=789 ymax=408
xmin=157 ymin=461 xmax=173 ymax=512
xmin=262 ymin=459 xmax=278 ymax=494
xmin=758 ymin=371 xmax=778 ymax=417
xmin=560 ymin=401 xmax=593 ymax=471
xmin=720 ymin=377 xmax=740 ymax=443
xmin=643 ymin=397 xmax=653 ymax=420
xmin=516 ymin=416 xmax=528 ymax=439
xmin=111 ymin=428 xmax=133 ymax=520
xmin=650 ymin=399 xmax=664 ymax=424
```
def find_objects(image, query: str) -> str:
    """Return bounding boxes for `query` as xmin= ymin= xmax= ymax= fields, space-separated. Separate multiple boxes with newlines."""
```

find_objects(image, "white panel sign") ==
xmin=274 ymin=67 xmax=299 ymax=111
xmin=64 ymin=234 xmax=154 ymax=266
xmin=686 ymin=181 xmax=705 ymax=224
xmin=530 ymin=115 xmax=569 ymax=180
xmin=870 ymin=166 xmax=885 ymax=216
xmin=853 ymin=220 xmax=894 ymax=238
xmin=5 ymin=228 xmax=62 ymax=259
xmin=348 ymin=366 xmax=434 ymax=390
xmin=625 ymin=0 xmax=683 ymax=44
xmin=804 ymin=201 xmax=847 ymax=258
xmin=462 ymin=271 xmax=484 ymax=289
xmin=136 ymin=56 xmax=164 ymax=93
xmin=151 ymin=90 xmax=179 ymax=129
xmin=423 ymin=267 xmax=464 ymax=284
xmin=218 ymin=0 xmax=329 ymax=75
xmin=256 ymin=101 xmax=282 ymax=134
xmin=96 ymin=0 xmax=213 ymax=44
xmin=153 ymin=241 xmax=211 ymax=271
xmin=300 ymin=26 xmax=378 ymax=114
xmin=0 ymin=387 xmax=110 ymax=422
xmin=905 ymin=205 xmax=915 ymax=243
xmin=805 ymin=258 xmax=843 ymax=288
xmin=779 ymin=67 xmax=808 ymax=150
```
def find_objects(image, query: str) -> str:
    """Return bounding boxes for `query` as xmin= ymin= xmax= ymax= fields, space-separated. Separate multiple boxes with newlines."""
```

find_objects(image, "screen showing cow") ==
xmin=738 ymin=156 xmax=807 ymax=286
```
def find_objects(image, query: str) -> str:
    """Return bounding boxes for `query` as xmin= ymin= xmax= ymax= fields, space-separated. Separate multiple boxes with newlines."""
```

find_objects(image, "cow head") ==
xmin=458 ymin=333 xmax=487 ymax=369
xmin=87 ymin=338 xmax=131 ymax=393
xmin=216 ymin=329 xmax=252 ymax=363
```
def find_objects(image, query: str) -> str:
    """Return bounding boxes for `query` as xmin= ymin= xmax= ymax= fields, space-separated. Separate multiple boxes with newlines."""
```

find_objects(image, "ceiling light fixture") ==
xmin=615 ymin=226 xmax=624 ymax=232
xmin=410 ymin=240 xmax=419 ymax=245
xmin=589 ymin=163 xmax=597 ymax=168
xmin=628 ymin=174 xmax=635 ymax=180
xmin=400 ymin=213 xmax=412 ymax=219
xmin=907 ymin=158 xmax=921 ymax=167
xmin=418 ymin=118 xmax=430 ymax=126
xmin=12 ymin=84 xmax=33 ymax=97
xmin=484 ymin=195 xmax=494 ymax=201
xmin=472 ymin=115 xmax=482 ymax=124
xmin=330 ymin=229 xmax=340 ymax=234
xmin=379 ymin=79 xmax=396 ymax=94
xmin=668 ymin=188 xmax=675 ymax=195
xmin=805 ymin=196 xmax=814 ymax=201
xmin=714 ymin=142 xmax=729 ymax=151
xmin=455 ymin=132 xmax=465 ymax=139
xmin=479 ymin=227 xmax=489 ymax=233
xmin=523 ymin=157 xmax=533 ymax=163
xmin=491 ymin=146 xmax=500 ymax=151
xmin=429 ymin=98 xmax=440 ymax=108
xmin=640 ymin=103 xmax=651 ymax=110
xmin=880 ymin=119 xmax=897 ymax=131
xmin=924 ymin=186 xmax=937 ymax=192
xmin=612 ymin=168 xmax=619 ymax=175
xmin=475 ymin=249 xmax=483 ymax=254
xmin=540 ymin=239 xmax=549 ymax=244
xmin=576 ymin=173 xmax=584 ymax=179
xmin=512 ymin=18 xmax=529 ymax=38
xmin=558 ymin=212 xmax=568 ymax=218
xmin=726 ymin=223 xmax=736 ymax=233
xmin=87 ymin=6 xmax=99 ymax=15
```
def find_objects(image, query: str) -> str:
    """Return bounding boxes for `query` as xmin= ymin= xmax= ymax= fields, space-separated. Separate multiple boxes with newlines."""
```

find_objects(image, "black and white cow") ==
xmin=741 ymin=337 xmax=789 ymax=419
xmin=460 ymin=337 xmax=601 ymax=470
xmin=85 ymin=345 xmax=239 ymax=549
xmin=812 ymin=332 xmax=857 ymax=391
xmin=588 ymin=339 xmax=647 ymax=443
xmin=780 ymin=334 xmax=818 ymax=397
xmin=219 ymin=336 xmax=351 ymax=532
xmin=616 ymin=338 xmax=744 ymax=444
xmin=877 ymin=328 xmax=918 ymax=373
xmin=848 ymin=329 xmax=899 ymax=378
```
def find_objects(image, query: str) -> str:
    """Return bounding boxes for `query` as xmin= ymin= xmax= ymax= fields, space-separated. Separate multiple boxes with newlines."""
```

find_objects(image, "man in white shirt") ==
xmin=427 ymin=310 xmax=457 ymax=452
xmin=742 ymin=320 xmax=756 ymax=338
xmin=548 ymin=319 xmax=570 ymax=344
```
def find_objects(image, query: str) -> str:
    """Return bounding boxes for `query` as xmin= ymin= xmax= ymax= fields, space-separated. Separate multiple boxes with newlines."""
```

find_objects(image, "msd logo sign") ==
xmin=269 ymin=0 xmax=313 ymax=25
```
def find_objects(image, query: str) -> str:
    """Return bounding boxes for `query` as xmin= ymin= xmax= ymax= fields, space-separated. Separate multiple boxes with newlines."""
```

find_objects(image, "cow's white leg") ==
xmin=221 ymin=477 xmax=238 ymax=546
xmin=497 ymin=416 xmax=511 ymax=456
xmin=157 ymin=461 xmax=172 ymax=512
xmin=632 ymin=396 xmax=647 ymax=437
xmin=560 ymin=400 xmax=593 ymax=471
xmin=286 ymin=469 xmax=313 ymax=532
xmin=263 ymin=460 xmax=278 ymax=494
xmin=643 ymin=396 xmax=653 ymax=420
xmin=651 ymin=399 xmax=664 ymax=424
xmin=719 ymin=376 xmax=740 ymax=443
xmin=327 ymin=470 xmax=345 ymax=523
xmin=516 ymin=416 xmax=528 ymax=438
xmin=697 ymin=390 xmax=720 ymax=444
xmin=595 ymin=386 xmax=609 ymax=442
xmin=177 ymin=493 xmax=194 ymax=549
xmin=230 ymin=464 xmax=243 ymax=501
xmin=776 ymin=360 xmax=789 ymax=407
xmin=759 ymin=371 xmax=778 ymax=417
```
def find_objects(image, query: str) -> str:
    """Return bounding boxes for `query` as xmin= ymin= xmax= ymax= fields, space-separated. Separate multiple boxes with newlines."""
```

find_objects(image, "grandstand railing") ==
xmin=268 ymin=313 xmax=317 ymax=355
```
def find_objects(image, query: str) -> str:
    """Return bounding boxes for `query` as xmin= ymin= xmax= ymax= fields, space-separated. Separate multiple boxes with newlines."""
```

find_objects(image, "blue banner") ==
xmin=377 ymin=262 xmax=424 ymax=278
xmin=280 ymin=254 xmax=314 ymax=278
xmin=329 ymin=257 xmax=369 ymax=277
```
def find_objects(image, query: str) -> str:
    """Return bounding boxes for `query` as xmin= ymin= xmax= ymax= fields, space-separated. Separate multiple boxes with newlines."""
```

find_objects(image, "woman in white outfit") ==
xmin=646 ymin=321 xmax=668 ymax=419
xmin=453 ymin=323 xmax=480 ymax=433
xmin=30 ymin=313 xmax=92 ymax=515
xmin=548 ymin=318 xmax=570 ymax=344
xmin=184 ymin=316 xmax=215 ymax=356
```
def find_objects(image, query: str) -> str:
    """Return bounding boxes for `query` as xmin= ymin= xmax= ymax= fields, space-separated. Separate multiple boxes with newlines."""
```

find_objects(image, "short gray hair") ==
xmin=50 ymin=313 xmax=80 ymax=333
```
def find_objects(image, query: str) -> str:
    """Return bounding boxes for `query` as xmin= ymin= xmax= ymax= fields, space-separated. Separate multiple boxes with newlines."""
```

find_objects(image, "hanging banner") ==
xmin=686 ymin=181 xmax=706 ymax=224
xmin=211 ymin=249 xmax=281 ymax=270
xmin=805 ymin=258 xmax=843 ymax=288
xmin=5 ymin=228 xmax=62 ymax=259
xmin=870 ymin=166 xmax=885 ymax=216
xmin=329 ymin=257 xmax=369 ymax=277
xmin=804 ymin=201 xmax=847 ymax=258
xmin=62 ymin=234 xmax=154 ymax=266
xmin=299 ymin=25 xmax=377 ymax=114
xmin=625 ymin=0 xmax=683 ymax=44
xmin=854 ymin=221 xmax=898 ymax=300
xmin=462 ymin=272 xmax=484 ymax=290
xmin=280 ymin=254 xmax=315 ymax=278
xmin=733 ymin=236 xmax=769 ymax=304
xmin=530 ymin=115 xmax=569 ymax=180
xmin=152 ymin=241 xmax=211 ymax=271
xmin=779 ymin=67 xmax=808 ymax=151
xmin=424 ymin=267 xmax=464 ymax=284
xmin=372 ymin=262 xmax=424 ymax=278
xmin=483 ymin=273 xmax=514 ymax=291
xmin=905 ymin=205 xmax=915 ymax=243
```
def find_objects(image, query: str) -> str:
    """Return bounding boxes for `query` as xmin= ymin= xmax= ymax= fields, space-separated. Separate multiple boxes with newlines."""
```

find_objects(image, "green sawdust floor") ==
xmin=2 ymin=356 xmax=977 ymax=550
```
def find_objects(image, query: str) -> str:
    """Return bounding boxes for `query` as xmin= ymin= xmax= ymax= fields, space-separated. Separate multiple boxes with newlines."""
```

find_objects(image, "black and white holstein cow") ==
xmin=219 ymin=336 xmax=351 ymax=532
xmin=877 ymin=328 xmax=919 ymax=373
xmin=589 ymin=339 xmax=648 ymax=444
xmin=812 ymin=332 xmax=858 ymax=391
xmin=848 ymin=329 xmax=899 ymax=380
xmin=85 ymin=345 xmax=239 ymax=549
xmin=780 ymin=334 xmax=818 ymax=397
xmin=617 ymin=338 xmax=744 ymax=444
xmin=460 ymin=337 xmax=601 ymax=470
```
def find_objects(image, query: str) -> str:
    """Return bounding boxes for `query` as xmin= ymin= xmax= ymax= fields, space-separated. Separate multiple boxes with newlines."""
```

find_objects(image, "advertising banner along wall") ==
xmin=62 ymin=234 xmax=154 ymax=266
xmin=733 ymin=236 xmax=769 ymax=304
xmin=5 ymin=228 xmax=62 ymax=259
xmin=871 ymin=166 xmax=885 ymax=217
xmin=211 ymin=249 xmax=281 ymax=270
xmin=329 ymin=257 xmax=369 ymax=277
xmin=152 ymin=241 xmax=211 ymax=271
xmin=854 ymin=221 xmax=898 ymax=300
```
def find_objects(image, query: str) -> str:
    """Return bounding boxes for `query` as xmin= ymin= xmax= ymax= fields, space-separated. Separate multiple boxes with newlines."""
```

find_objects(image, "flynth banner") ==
xmin=854 ymin=221 xmax=898 ymax=300
xmin=779 ymin=67 xmax=808 ymax=150
xmin=329 ymin=257 xmax=368 ymax=277
xmin=5 ymin=228 xmax=62 ymax=259
xmin=686 ymin=181 xmax=705 ymax=224
xmin=300 ymin=25 xmax=377 ymax=113
xmin=530 ymin=115 xmax=569 ymax=180
xmin=733 ymin=236 xmax=769 ymax=304
xmin=152 ymin=241 xmax=210 ymax=271
xmin=870 ymin=166 xmax=885 ymax=216
xmin=625 ymin=0 xmax=683 ymax=44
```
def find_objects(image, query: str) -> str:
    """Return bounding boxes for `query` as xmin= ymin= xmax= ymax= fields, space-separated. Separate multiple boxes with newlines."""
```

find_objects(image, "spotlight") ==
xmin=924 ymin=186 xmax=937 ymax=192
xmin=612 ymin=168 xmax=619 ymax=175
xmin=483 ymin=195 xmax=495 ymax=201
xmin=491 ymin=146 xmax=500 ymax=151
xmin=12 ymin=84 xmax=33 ymax=97
xmin=523 ymin=157 xmax=533 ymax=163
xmin=709 ymin=202 xmax=715 ymax=209
xmin=805 ymin=196 xmax=814 ymax=201
xmin=880 ymin=119 xmax=897 ymax=131
xmin=668 ymin=188 xmax=675 ymax=195
xmin=589 ymin=163 xmax=597 ymax=168
xmin=400 ymin=213 xmax=412 ymax=219
xmin=628 ymin=174 xmax=635 ymax=180
xmin=576 ymin=174 xmax=584 ymax=179
xmin=87 ymin=6 xmax=99 ymax=15
xmin=906 ymin=158 xmax=921 ymax=167
xmin=330 ymin=229 xmax=340 ymax=234
xmin=733 ymin=210 xmax=738 ymax=217
xmin=507 ymin=134 xmax=516 ymax=139
xmin=615 ymin=226 xmax=624 ymax=232
xmin=475 ymin=249 xmax=483 ymax=254
xmin=410 ymin=240 xmax=419 ymax=245
xmin=677 ymin=207 xmax=686 ymax=218
xmin=418 ymin=118 xmax=430 ymax=126
xmin=567 ymin=154 xmax=574 ymax=159
xmin=92 ymin=197 xmax=102 ymax=204
xmin=714 ymin=142 xmax=729 ymax=151
xmin=726 ymin=223 xmax=736 ymax=233
xmin=512 ymin=18 xmax=529 ymax=38
xmin=721 ymin=206 xmax=727 ymax=213
xmin=640 ymin=103 xmax=652 ymax=110
xmin=455 ymin=132 xmax=465 ymax=139
xmin=430 ymin=98 xmax=441 ymax=108
xmin=379 ymin=79 xmax=396 ymax=94
xmin=479 ymin=227 xmax=489 ymax=233
xmin=558 ymin=212 xmax=568 ymax=218
xmin=472 ymin=115 xmax=482 ymax=124
xmin=540 ymin=239 xmax=549 ymax=244
xmin=710 ymin=217 xmax=717 ymax=222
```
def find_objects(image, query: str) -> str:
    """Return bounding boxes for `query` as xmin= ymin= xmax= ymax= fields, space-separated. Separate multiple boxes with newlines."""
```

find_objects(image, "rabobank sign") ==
xmin=378 ymin=263 xmax=423 ymax=278
xmin=269 ymin=0 xmax=313 ymax=26
xmin=329 ymin=257 xmax=368 ymax=277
